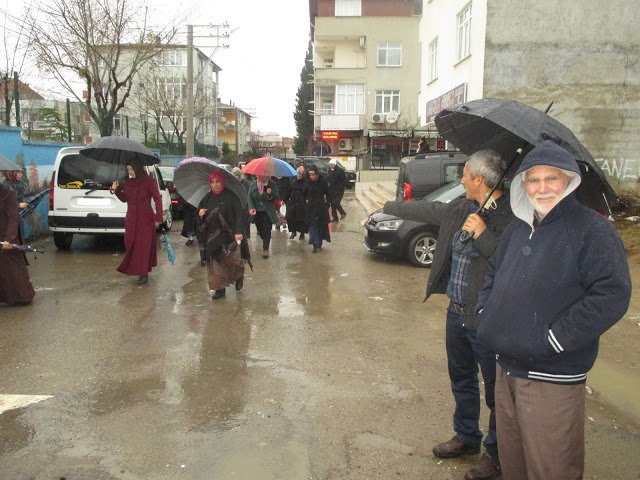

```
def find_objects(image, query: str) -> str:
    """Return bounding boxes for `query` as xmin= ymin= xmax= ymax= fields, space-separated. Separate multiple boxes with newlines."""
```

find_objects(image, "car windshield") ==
xmin=157 ymin=166 xmax=174 ymax=182
xmin=423 ymin=181 xmax=465 ymax=203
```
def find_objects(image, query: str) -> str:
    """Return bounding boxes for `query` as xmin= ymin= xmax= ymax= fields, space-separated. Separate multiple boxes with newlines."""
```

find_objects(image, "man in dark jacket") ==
xmin=383 ymin=149 xmax=513 ymax=480
xmin=327 ymin=159 xmax=347 ymax=221
xmin=476 ymin=140 xmax=631 ymax=480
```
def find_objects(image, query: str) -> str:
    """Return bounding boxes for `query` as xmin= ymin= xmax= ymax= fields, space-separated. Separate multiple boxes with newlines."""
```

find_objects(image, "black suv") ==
xmin=293 ymin=156 xmax=357 ymax=189
xmin=396 ymin=151 xmax=468 ymax=201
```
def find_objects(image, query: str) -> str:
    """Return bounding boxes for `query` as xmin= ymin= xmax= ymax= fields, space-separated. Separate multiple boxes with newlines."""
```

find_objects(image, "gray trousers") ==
xmin=495 ymin=364 xmax=585 ymax=480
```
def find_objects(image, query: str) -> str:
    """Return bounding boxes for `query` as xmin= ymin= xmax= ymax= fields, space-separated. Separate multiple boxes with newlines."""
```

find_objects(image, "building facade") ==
xmin=217 ymin=102 xmax=253 ymax=159
xmin=309 ymin=0 xmax=423 ymax=168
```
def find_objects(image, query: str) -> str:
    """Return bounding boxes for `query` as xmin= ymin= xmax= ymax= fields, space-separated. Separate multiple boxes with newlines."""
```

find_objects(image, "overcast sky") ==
xmin=3 ymin=0 xmax=311 ymax=138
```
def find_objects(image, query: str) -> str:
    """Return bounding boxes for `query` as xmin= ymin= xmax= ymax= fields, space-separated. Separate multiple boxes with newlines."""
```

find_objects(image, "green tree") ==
xmin=293 ymin=39 xmax=314 ymax=156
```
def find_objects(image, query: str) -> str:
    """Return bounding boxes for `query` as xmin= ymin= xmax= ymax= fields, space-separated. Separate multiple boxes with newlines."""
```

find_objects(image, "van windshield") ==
xmin=57 ymin=154 xmax=128 ymax=190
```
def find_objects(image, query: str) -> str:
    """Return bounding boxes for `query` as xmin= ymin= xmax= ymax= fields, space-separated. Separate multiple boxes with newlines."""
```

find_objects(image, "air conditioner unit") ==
xmin=371 ymin=113 xmax=384 ymax=123
xmin=338 ymin=138 xmax=353 ymax=151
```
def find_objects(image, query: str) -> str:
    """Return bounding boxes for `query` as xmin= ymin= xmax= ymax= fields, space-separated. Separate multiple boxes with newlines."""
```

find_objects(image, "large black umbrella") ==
xmin=0 ymin=154 xmax=21 ymax=171
xmin=79 ymin=136 xmax=159 ymax=166
xmin=434 ymin=97 xmax=615 ymax=198
xmin=174 ymin=157 xmax=247 ymax=209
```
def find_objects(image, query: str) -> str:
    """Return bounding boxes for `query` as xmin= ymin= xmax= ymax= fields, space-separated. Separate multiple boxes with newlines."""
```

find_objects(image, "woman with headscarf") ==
xmin=303 ymin=164 xmax=331 ymax=253
xmin=247 ymin=175 xmax=279 ymax=258
xmin=285 ymin=166 xmax=308 ymax=240
xmin=0 ymin=184 xmax=35 ymax=306
xmin=197 ymin=171 xmax=247 ymax=300
xmin=1 ymin=170 xmax=27 ymax=209
xmin=110 ymin=159 xmax=163 ymax=284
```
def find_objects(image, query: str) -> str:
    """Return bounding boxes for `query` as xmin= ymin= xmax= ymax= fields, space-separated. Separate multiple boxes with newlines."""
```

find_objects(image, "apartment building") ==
xmin=217 ymin=102 xmax=253 ymax=157
xmin=309 ymin=0 xmax=422 ymax=168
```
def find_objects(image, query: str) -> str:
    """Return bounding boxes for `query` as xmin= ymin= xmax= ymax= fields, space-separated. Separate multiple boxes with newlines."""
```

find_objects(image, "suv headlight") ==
xmin=375 ymin=219 xmax=403 ymax=231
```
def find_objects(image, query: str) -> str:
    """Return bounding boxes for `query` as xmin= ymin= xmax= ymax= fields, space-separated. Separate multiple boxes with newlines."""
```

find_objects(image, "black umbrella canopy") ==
xmin=434 ymin=97 xmax=615 ymax=198
xmin=174 ymin=157 xmax=247 ymax=209
xmin=0 ymin=154 xmax=21 ymax=171
xmin=79 ymin=136 xmax=159 ymax=166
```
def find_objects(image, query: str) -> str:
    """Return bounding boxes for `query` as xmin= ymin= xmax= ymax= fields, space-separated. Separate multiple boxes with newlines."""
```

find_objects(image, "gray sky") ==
xmin=3 ymin=0 xmax=311 ymax=138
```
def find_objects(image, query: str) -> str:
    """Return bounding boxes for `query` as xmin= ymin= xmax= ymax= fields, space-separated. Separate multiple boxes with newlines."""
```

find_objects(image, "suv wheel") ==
xmin=53 ymin=232 xmax=73 ymax=250
xmin=161 ymin=210 xmax=173 ymax=232
xmin=407 ymin=231 xmax=437 ymax=268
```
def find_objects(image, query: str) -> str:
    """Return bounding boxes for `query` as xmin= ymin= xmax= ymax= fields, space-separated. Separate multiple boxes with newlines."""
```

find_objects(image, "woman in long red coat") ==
xmin=110 ymin=159 xmax=162 ymax=284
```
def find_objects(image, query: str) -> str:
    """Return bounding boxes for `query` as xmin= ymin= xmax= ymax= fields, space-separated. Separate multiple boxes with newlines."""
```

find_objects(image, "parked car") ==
xmin=293 ymin=156 xmax=357 ymax=189
xmin=365 ymin=159 xmax=617 ymax=268
xmin=48 ymin=146 xmax=173 ymax=250
xmin=156 ymin=165 xmax=185 ymax=219
xmin=365 ymin=182 xmax=465 ymax=267
xmin=395 ymin=151 xmax=468 ymax=202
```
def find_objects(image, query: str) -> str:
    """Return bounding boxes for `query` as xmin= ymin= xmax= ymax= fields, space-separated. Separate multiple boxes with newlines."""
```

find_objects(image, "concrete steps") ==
xmin=356 ymin=180 xmax=397 ymax=215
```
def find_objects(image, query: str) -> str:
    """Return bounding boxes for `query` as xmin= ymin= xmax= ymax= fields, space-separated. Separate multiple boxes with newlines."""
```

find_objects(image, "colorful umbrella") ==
xmin=241 ymin=156 xmax=296 ymax=177
xmin=174 ymin=157 xmax=247 ymax=209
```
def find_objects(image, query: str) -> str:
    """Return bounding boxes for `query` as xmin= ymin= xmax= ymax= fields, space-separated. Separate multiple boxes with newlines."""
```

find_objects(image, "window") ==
xmin=157 ymin=78 xmax=187 ymax=100
xmin=457 ymin=3 xmax=472 ymax=61
xmin=159 ymin=50 xmax=185 ymax=66
xmin=323 ymin=58 xmax=334 ymax=68
xmin=335 ymin=84 xmax=365 ymax=114
xmin=429 ymin=37 xmax=438 ymax=82
xmin=335 ymin=0 xmax=361 ymax=16
xmin=377 ymin=42 xmax=402 ymax=67
xmin=375 ymin=90 xmax=400 ymax=114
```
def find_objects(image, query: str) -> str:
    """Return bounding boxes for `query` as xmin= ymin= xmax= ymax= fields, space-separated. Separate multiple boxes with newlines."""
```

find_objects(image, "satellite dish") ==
xmin=386 ymin=111 xmax=398 ymax=123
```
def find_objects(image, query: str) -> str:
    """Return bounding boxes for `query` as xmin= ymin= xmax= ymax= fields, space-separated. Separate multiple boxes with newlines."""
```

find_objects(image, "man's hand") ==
xmin=463 ymin=213 xmax=487 ymax=239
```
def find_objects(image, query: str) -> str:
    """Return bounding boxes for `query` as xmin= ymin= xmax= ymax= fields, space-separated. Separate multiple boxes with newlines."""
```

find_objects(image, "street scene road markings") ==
xmin=0 ymin=394 xmax=53 ymax=414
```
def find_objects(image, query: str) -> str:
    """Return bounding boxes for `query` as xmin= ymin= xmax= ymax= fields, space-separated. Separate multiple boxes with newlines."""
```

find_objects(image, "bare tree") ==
xmin=24 ymin=0 xmax=179 ymax=136
xmin=1 ymin=4 xmax=33 ymax=126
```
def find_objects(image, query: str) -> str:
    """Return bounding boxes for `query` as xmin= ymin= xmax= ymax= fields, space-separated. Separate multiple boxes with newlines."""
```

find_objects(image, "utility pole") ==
xmin=185 ymin=23 xmax=231 ymax=159
xmin=186 ymin=25 xmax=194 ymax=157
xmin=13 ymin=71 xmax=20 ymax=127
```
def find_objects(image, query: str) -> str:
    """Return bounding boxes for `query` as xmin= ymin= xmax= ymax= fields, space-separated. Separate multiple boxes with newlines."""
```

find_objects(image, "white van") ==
xmin=48 ymin=146 xmax=172 ymax=250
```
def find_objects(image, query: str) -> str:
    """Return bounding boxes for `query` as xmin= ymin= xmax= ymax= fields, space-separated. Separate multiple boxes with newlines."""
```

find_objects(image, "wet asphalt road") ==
xmin=1 ymin=195 xmax=639 ymax=480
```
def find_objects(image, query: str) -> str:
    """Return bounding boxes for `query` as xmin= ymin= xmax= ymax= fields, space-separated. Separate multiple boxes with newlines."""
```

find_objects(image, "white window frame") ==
xmin=159 ymin=50 xmax=185 ymax=66
xmin=335 ymin=0 xmax=361 ymax=16
xmin=335 ymin=84 xmax=365 ymax=114
xmin=375 ymin=90 xmax=400 ymax=114
xmin=377 ymin=42 xmax=402 ymax=67
xmin=429 ymin=37 xmax=438 ymax=82
xmin=157 ymin=77 xmax=186 ymax=100
xmin=457 ymin=3 xmax=472 ymax=61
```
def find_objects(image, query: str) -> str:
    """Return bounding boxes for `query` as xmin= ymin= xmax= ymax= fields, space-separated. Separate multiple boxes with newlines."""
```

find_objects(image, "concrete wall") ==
xmin=483 ymin=0 xmax=640 ymax=188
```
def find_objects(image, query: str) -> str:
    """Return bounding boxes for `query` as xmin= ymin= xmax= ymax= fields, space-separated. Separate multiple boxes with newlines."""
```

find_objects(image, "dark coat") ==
xmin=285 ymin=176 xmax=306 ymax=225
xmin=114 ymin=174 xmax=163 ymax=276
xmin=197 ymin=188 xmax=247 ymax=262
xmin=0 ymin=185 xmax=35 ymax=305
xmin=303 ymin=176 xmax=331 ymax=225
xmin=327 ymin=166 xmax=346 ymax=205
xmin=476 ymin=140 xmax=632 ymax=383
xmin=383 ymin=193 xmax=513 ymax=328
xmin=247 ymin=179 xmax=280 ymax=224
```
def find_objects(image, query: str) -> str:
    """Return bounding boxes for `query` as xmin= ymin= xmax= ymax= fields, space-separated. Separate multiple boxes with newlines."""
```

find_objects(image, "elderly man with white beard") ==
xmin=476 ymin=140 xmax=632 ymax=480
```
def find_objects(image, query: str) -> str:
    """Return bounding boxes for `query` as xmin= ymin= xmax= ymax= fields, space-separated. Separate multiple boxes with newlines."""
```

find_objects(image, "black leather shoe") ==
xmin=465 ymin=452 xmax=500 ymax=480
xmin=299 ymin=233 xmax=305 ymax=240
xmin=340 ymin=212 xmax=347 ymax=220
xmin=137 ymin=275 xmax=148 ymax=285
xmin=312 ymin=246 xmax=319 ymax=253
xmin=200 ymin=259 xmax=206 ymax=267
xmin=289 ymin=232 xmax=296 ymax=239
xmin=432 ymin=435 xmax=480 ymax=458
xmin=235 ymin=277 xmax=244 ymax=291
xmin=185 ymin=238 xmax=194 ymax=245
xmin=211 ymin=289 xmax=226 ymax=300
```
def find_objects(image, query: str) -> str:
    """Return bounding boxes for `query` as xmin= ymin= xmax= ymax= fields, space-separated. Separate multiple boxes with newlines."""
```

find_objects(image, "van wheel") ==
xmin=53 ymin=232 xmax=73 ymax=250
xmin=407 ymin=231 xmax=437 ymax=268
xmin=161 ymin=210 xmax=173 ymax=232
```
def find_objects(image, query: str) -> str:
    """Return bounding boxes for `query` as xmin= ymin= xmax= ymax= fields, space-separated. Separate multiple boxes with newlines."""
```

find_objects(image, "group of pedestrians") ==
xmin=384 ymin=141 xmax=631 ymax=480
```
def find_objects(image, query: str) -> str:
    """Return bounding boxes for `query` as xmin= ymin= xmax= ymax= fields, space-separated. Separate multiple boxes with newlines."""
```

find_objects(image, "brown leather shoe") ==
xmin=432 ymin=435 xmax=480 ymax=458
xmin=464 ymin=451 xmax=500 ymax=480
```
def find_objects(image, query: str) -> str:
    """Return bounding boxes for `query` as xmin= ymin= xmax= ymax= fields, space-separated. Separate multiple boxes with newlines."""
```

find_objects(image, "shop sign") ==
xmin=321 ymin=131 xmax=339 ymax=140
xmin=425 ymin=84 xmax=467 ymax=123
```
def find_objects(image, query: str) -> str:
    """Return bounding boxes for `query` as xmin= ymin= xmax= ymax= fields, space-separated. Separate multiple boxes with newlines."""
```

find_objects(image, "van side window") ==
xmin=444 ymin=164 xmax=464 ymax=183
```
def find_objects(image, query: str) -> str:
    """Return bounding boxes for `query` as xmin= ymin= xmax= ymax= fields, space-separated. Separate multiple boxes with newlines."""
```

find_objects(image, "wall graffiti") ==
xmin=594 ymin=158 xmax=640 ymax=182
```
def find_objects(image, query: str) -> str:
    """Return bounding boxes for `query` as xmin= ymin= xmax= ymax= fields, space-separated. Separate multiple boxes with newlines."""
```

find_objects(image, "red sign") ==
xmin=321 ymin=131 xmax=339 ymax=140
